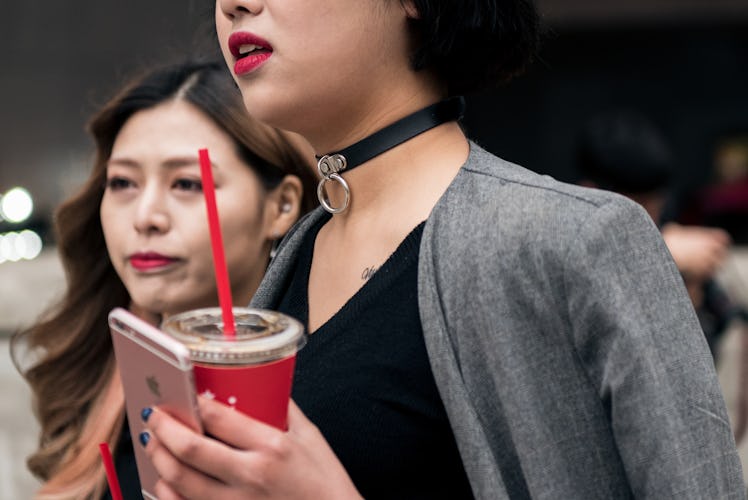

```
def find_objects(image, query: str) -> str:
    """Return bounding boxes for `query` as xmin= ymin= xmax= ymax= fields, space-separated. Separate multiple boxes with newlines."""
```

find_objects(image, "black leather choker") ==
xmin=316 ymin=96 xmax=466 ymax=214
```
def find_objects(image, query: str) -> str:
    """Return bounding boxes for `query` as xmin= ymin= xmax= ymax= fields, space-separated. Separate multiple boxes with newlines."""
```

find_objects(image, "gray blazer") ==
xmin=252 ymin=143 xmax=744 ymax=499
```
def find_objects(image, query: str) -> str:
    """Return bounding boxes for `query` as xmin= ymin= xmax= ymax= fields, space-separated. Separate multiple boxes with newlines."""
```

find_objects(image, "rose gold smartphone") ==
xmin=108 ymin=307 xmax=203 ymax=500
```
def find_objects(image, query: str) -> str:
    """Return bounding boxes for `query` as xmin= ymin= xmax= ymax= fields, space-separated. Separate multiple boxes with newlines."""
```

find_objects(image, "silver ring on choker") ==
xmin=317 ymin=173 xmax=350 ymax=214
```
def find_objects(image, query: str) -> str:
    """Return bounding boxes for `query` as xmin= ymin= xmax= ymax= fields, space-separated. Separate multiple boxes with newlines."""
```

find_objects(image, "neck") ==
xmin=317 ymin=97 xmax=464 ymax=172
xmin=321 ymin=120 xmax=469 ymax=221
xmin=312 ymin=95 xmax=468 ymax=217
xmin=305 ymin=83 xmax=445 ymax=154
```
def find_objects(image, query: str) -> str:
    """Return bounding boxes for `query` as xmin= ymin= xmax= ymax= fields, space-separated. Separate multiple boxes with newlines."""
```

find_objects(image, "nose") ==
xmin=216 ymin=0 xmax=263 ymax=19
xmin=133 ymin=185 xmax=171 ymax=235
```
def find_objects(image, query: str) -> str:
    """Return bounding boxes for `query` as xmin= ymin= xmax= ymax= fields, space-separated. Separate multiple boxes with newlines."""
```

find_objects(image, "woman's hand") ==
xmin=142 ymin=397 xmax=362 ymax=500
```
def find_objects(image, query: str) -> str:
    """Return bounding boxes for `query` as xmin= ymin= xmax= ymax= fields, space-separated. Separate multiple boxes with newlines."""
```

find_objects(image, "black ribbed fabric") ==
xmin=102 ymin=419 xmax=143 ymax=500
xmin=279 ymin=214 xmax=473 ymax=499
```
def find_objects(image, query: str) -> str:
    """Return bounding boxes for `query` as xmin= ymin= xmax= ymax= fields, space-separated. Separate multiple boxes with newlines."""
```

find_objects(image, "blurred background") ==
xmin=2 ymin=1 xmax=748 ymax=497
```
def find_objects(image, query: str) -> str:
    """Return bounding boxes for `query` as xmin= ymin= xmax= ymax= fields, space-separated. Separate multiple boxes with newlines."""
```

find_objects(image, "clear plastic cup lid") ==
xmin=162 ymin=307 xmax=306 ymax=365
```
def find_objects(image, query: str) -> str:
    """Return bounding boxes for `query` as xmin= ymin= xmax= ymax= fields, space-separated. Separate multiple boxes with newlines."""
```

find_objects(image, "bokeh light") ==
xmin=0 ymin=187 xmax=34 ymax=223
xmin=17 ymin=230 xmax=43 ymax=260
xmin=0 ymin=230 xmax=43 ymax=263
xmin=0 ymin=232 xmax=20 ymax=262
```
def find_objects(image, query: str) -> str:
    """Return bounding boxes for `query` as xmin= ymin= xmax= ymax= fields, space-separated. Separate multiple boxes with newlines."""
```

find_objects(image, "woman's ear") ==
xmin=265 ymin=175 xmax=303 ymax=240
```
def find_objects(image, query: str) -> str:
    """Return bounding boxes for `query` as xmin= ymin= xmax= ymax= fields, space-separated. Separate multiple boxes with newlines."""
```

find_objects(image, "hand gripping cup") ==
xmin=162 ymin=307 xmax=305 ymax=430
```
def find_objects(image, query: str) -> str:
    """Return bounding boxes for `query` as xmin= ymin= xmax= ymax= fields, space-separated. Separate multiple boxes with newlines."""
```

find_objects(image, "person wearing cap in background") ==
xmin=576 ymin=110 xmax=738 ymax=357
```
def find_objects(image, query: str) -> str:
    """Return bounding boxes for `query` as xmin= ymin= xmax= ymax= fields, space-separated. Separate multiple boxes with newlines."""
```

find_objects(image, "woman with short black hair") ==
xmin=141 ymin=1 xmax=744 ymax=498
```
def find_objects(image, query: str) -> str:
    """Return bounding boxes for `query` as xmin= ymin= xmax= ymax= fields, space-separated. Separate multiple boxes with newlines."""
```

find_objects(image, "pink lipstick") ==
xmin=129 ymin=252 xmax=177 ymax=271
xmin=228 ymin=32 xmax=273 ymax=76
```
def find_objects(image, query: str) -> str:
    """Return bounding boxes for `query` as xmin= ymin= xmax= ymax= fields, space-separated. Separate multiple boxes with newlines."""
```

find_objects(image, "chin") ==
xmin=241 ymin=95 xmax=279 ymax=127
xmin=240 ymin=86 xmax=305 ymax=132
xmin=131 ymin=295 xmax=179 ymax=317
xmin=164 ymin=298 xmax=219 ymax=318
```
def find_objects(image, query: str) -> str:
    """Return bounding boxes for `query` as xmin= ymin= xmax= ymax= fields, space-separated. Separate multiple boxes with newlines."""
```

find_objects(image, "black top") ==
xmin=102 ymin=420 xmax=143 ymax=500
xmin=278 ymin=214 xmax=473 ymax=499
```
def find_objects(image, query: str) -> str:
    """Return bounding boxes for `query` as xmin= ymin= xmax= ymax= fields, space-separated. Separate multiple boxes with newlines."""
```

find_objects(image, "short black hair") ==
xmin=577 ymin=111 xmax=675 ymax=194
xmin=406 ymin=0 xmax=541 ymax=96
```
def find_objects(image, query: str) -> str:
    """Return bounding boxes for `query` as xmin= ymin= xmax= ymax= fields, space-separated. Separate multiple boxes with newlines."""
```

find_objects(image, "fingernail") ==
xmin=139 ymin=431 xmax=150 ymax=447
xmin=141 ymin=407 xmax=153 ymax=422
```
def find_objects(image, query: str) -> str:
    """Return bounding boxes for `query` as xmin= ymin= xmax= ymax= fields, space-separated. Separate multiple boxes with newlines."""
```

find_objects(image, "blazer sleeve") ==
xmin=563 ymin=197 xmax=745 ymax=498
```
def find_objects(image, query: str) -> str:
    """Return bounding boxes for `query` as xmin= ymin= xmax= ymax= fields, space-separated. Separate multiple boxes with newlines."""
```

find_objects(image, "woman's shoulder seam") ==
xmin=460 ymin=165 xmax=612 ymax=209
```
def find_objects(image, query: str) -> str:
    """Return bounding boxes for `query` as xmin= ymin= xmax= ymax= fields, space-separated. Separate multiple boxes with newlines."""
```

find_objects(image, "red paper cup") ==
xmin=162 ymin=307 xmax=305 ymax=430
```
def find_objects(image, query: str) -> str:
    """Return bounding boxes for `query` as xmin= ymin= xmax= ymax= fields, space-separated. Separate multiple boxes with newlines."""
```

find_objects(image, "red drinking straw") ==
xmin=98 ymin=442 xmax=123 ymax=500
xmin=198 ymin=148 xmax=236 ymax=337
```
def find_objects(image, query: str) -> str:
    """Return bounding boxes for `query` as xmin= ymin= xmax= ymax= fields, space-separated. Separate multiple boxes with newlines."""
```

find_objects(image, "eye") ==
xmin=173 ymin=178 xmax=203 ymax=192
xmin=105 ymin=176 xmax=135 ymax=191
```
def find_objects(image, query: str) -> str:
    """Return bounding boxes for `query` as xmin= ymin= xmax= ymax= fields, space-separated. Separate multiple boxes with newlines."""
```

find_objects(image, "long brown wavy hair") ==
xmin=11 ymin=60 xmax=317 ymax=499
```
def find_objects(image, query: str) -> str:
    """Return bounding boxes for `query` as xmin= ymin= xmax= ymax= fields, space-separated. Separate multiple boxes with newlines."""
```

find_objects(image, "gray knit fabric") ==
xmin=252 ymin=142 xmax=744 ymax=499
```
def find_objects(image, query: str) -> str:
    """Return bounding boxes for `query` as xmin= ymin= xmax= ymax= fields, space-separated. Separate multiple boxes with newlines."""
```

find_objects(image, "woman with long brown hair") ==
xmin=11 ymin=59 xmax=316 ymax=499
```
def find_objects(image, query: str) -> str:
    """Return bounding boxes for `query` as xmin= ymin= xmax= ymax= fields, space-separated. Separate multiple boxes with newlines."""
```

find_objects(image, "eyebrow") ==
xmin=106 ymin=157 xmax=218 ymax=169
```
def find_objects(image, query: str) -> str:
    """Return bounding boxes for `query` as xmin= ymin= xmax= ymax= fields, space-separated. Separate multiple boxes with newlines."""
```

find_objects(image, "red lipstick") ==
xmin=129 ymin=252 xmax=177 ymax=271
xmin=228 ymin=32 xmax=273 ymax=76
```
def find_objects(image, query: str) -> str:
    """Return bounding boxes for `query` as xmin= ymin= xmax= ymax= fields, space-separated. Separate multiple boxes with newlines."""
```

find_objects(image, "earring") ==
xmin=270 ymin=233 xmax=282 ymax=260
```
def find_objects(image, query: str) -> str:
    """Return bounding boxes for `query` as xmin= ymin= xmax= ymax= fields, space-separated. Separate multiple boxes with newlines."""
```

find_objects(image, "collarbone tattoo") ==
xmin=361 ymin=266 xmax=379 ymax=281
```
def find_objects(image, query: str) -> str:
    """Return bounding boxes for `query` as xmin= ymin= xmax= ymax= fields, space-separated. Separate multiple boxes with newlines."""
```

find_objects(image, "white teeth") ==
xmin=238 ymin=44 xmax=260 ymax=55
